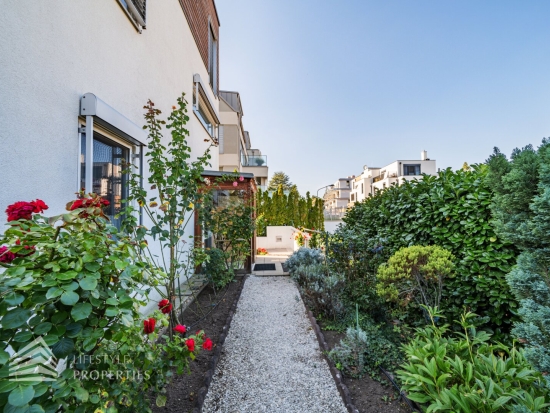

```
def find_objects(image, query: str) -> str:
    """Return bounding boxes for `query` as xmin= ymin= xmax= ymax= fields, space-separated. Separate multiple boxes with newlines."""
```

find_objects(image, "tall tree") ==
xmin=267 ymin=171 xmax=293 ymax=191
xmin=489 ymin=139 xmax=550 ymax=379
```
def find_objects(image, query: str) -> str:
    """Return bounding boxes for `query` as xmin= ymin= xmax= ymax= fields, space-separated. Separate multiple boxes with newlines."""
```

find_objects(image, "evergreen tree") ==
xmin=489 ymin=139 xmax=550 ymax=380
xmin=267 ymin=172 xmax=293 ymax=191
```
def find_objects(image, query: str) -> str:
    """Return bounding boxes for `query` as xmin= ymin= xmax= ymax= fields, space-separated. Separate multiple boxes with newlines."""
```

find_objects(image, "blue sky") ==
xmin=216 ymin=0 xmax=550 ymax=195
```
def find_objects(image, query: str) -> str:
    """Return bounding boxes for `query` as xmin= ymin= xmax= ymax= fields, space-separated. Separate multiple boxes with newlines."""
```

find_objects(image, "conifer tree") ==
xmin=488 ymin=140 xmax=550 ymax=379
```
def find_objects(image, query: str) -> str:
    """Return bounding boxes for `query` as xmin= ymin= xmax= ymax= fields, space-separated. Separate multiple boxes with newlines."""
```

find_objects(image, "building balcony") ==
xmin=241 ymin=155 xmax=267 ymax=167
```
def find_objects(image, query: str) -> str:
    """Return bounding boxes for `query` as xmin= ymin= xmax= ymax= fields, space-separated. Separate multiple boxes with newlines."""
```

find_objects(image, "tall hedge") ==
xmin=342 ymin=166 xmax=518 ymax=336
xmin=256 ymin=185 xmax=324 ymax=236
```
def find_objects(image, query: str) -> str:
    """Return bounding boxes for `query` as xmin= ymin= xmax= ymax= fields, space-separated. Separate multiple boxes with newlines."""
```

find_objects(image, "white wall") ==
xmin=0 ymin=1 xmax=220 ymax=314
xmin=256 ymin=226 xmax=297 ymax=250
xmin=0 ymin=0 xmax=218 ymax=218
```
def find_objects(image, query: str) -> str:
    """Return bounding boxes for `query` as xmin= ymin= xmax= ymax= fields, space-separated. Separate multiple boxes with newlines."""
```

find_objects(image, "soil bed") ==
xmin=319 ymin=322 xmax=410 ymax=413
xmin=152 ymin=277 xmax=244 ymax=413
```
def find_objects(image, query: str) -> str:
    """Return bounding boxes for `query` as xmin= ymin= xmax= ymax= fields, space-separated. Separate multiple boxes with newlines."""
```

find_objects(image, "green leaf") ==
xmin=8 ymin=385 xmax=34 ymax=407
xmin=104 ymin=307 xmax=119 ymax=317
xmin=73 ymin=386 xmax=89 ymax=402
xmin=2 ymin=308 xmax=31 ymax=329
xmin=60 ymin=291 xmax=79 ymax=306
xmin=46 ymin=287 xmax=64 ymax=300
xmin=13 ymin=331 xmax=33 ymax=343
xmin=71 ymin=303 xmax=92 ymax=321
xmin=65 ymin=323 xmax=83 ymax=338
xmin=52 ymin=338 xmax=74 ymax=358
xmin=3 ymin=293 xmax=24 ymax=306
xmin=156 ymin=394 xmax=167 ymax=407
xmin=33 ymin=323 xmax=52 ymax=335
xmin=50 ymin=312 xmax=67 ymax=324
xmin=28 ymin=405 xmax=45 ymax=413
xmin=0 ymin=350 xmax=10 ymax=364
xmin=78 ymin=277 xmax=97 ymax=291
xmin=0 ymin=380 xmax=17 ymax=393
xmin=82 ymin=337 xmax=97 ymax=352
xmin=55 ymin=271 xmax=78 ymax=281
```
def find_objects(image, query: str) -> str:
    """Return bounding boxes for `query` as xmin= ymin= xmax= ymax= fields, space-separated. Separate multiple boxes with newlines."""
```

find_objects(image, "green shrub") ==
xmin=329 ymin=322 xmax=403 ymax=380
xmin=204 ymin=248 xmax=233 ymax=288
xmin=376 ymin=245 xmax=455 ymax=323
xmin=290 ymin=263 xmax=345 ymax=320
xmin=397 ymin=310 xmax=550 ymax=412
xmin=342 ymin=166 xmax=518 ymax=337
xmin=0 ymin=197 xmax=208 ymax=412
xmin=285 ymin=247 xmax=324 ymax=274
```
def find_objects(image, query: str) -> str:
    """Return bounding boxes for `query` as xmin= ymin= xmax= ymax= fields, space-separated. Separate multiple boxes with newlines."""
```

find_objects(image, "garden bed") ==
xmin=316 ymin=320 xmax=410 ymax=413
xmin=151 ymin=276 xmax=245 ymax=413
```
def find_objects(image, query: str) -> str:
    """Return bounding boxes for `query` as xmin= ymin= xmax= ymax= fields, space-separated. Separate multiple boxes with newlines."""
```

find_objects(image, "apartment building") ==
xmin=349 ymin=151 xmax=437 ymax=206
xmin=323 ymin=178 xmax=352 ymax=218
xmin=218 ymin=90 xmax=269 ymax=189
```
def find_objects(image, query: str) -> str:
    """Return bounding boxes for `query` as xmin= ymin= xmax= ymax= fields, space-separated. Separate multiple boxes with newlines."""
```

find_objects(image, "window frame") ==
xmin=208 ymin=22 xmax=218 ymax=94
xmin=193 ymin=75 xmax=219 ymax=142
xmin=403 ymin=164 xmax=421 ymax=176
xmin=116 ymin=0 xmax=147 ymax=33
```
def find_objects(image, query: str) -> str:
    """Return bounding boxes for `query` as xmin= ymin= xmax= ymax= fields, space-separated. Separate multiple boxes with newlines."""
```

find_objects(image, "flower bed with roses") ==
xmin=0 ymin=196 xmax=213 ymax=412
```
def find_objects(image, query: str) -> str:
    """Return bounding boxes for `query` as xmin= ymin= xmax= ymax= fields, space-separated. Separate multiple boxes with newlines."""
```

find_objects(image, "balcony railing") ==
xmin=241 ymin=155 xmax=267 ymax=167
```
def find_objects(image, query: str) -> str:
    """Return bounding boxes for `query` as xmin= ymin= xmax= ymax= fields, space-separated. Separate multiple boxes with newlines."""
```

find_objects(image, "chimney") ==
xmin=421 ymin=150 xmax=428 ymax=161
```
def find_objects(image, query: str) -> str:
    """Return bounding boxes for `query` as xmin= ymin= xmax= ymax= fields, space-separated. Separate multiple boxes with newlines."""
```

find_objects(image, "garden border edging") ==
xmin=191 ymin=275 xmax=248 ymax=413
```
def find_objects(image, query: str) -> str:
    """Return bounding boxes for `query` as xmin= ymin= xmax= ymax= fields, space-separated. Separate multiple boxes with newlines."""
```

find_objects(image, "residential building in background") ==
xmin=349 ymin=151 xmax=437 ymax=207
xmin=323 ymin=178 xmax=352 ymax=219
xmin=218 ymin=90 xmax=269 ymax=189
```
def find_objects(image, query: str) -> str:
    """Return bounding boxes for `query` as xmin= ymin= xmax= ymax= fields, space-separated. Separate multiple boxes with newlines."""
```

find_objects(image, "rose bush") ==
xmin=0 ymin=196 xmax=213 ymax=412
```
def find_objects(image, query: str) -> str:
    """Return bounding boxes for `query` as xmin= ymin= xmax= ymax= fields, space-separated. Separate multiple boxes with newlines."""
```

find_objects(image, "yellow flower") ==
xmin=149 ymin=201 xmax=158 ymax=208
xmin=138 ymin=200 xmax=144 ymax=207
xmin=189 ymin=203 xmax=194 ymax=209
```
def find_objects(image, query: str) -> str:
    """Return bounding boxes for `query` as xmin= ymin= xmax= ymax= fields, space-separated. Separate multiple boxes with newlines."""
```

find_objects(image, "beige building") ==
xmin=218 ymin=91 xmax=268 ymax=189
xmin=323 ymin=177 xmax=352 ymax=218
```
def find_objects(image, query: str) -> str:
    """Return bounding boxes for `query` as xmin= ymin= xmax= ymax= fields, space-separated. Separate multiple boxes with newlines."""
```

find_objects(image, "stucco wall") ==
xmin=0 ymin=0 xmax=221 ymax=314
xmin=256 ymin=226 xmax=297 ymax=250
xmin=0 ymin=0 xmax=218 ymax=218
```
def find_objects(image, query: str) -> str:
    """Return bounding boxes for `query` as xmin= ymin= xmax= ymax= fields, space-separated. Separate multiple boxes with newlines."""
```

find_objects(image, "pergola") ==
xmin=195 ymin=171 xmax=257 ymax=273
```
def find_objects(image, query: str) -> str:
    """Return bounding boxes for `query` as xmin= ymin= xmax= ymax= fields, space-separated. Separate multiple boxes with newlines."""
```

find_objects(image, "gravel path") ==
xmin=202 ymin=276 xmax=348 ymax=413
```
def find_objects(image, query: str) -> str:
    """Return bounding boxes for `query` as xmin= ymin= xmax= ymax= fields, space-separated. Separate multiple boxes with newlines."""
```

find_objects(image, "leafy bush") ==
xmin=376 ymin=245 xmax=455 ymax=323
xmin=329 ymin=322 xmax=403 ymax=380
xmin=285 ymin=247 xmax=324 ymax=274
xmin=342 ymin=166 xmax=518 ymax=336
xmin=0 ymin=197 xmax=211 ymax=412
xmin=397 ymin=310 xmax=550 ymax=412
xmin=204 ymin=248 xmax=233 ymax=288
xmin=327 ymin=228 xmax=386 ymax=316
xmin=290 ymin=263 xmax=345 ymax=320
xmin=487 ymin=141 xmax=550 ymax=379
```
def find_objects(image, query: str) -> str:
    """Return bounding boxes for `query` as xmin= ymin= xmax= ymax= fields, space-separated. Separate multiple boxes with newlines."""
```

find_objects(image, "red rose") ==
xmin=158 ymin=299 xmax=173 ymax=314
xmin=6 ymin=202 xmax=36 ymax=221
xmin=0 ymin=246 xmax=15 ymax=263
xmin=202 ymin=338 xmax=213 ymax=351
xmin=31 ymin=199 xmax=48 ymax=213
xmin=143 ymin=318 xmax=156 ymax=334
xmin=185 ymin=338 xmax=195 ymax=352
xmin=69 ymin=199 xmax=84 ymax=210
xmin=174 ymin=324 xmax=186 ymax=334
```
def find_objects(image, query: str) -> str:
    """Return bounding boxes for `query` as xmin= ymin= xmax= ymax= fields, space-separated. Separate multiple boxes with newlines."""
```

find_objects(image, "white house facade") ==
xmin=349 ymin=151 xmax=437 ymax=206
xmin=0 ymin=0 xmax=224 ymax=313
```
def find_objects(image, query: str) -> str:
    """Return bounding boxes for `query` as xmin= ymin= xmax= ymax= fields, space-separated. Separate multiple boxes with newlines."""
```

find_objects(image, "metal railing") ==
xmin=324 ymin=207 xmax=347 ymax=220
xmin=241 ymin=155 xmax=267 ymax=167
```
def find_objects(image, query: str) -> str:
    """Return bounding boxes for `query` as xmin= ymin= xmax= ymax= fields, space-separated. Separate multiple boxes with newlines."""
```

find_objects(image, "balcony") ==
xmin=241 ymin=155 xmax=267 ymax=167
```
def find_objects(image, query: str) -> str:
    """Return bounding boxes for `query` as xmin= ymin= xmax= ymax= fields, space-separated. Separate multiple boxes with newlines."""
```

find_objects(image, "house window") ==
xmin=193 ymin=75 xmax=219 ymax=141
xmin=361 ymin=183 xmax=364 ymax=194
xmin=208 ymin=25 xmax=218 ymax=93
xmin=80 ymin=133 xmax=129 ymax=229
xmin=351 ymin=194 xmax=355 ymax=201
xmin=117 ymin=0 xmax=147 ymax=31
xmin=403 ymin=164 xmax=421 ymax=176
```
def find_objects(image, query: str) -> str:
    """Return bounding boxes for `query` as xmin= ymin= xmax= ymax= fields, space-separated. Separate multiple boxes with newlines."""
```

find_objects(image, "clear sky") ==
xmin=216 ymin=0 xmax=550 ymax=195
